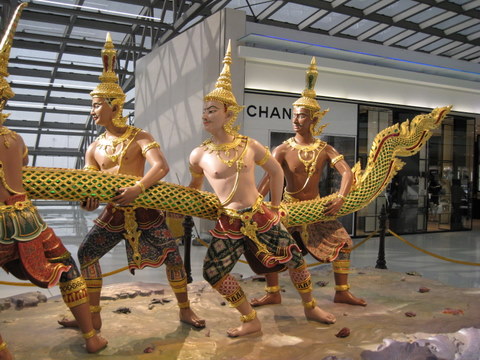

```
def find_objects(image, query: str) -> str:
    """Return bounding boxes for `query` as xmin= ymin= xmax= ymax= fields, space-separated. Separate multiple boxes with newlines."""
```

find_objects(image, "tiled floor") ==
xmin=1 ymin=205 xmax=479 ymax=299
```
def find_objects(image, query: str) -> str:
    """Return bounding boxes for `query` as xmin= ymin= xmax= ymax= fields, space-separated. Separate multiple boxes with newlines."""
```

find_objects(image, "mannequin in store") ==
xmin=188 ymin=41 xmax=336 ymax=338
xmin=0 ymin=3 xmax=107 ymax=354
xmin=58 ymin=33 xmax=205 ymax=331
xmin=251 ymin=57 xmax=366 ymax=308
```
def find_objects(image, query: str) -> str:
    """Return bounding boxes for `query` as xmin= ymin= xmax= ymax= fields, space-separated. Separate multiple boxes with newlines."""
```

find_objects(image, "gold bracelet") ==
xmin=0 ymin=342 xmax=7 ymax=351
xmin=82 ymin=329 xmax=96 ymax=339
xmin=135 ymin=181 xmax=146 ymax=193
xmin=269 ymin=204 xmax=280 ymax=210
xmin=240 ymin=309 xmax=257 ymax=323
xmin=303 ymin=298 xmax=317 ymax=309
xmin=330 ymin=154 xmax=344 ymax=168
xmin=337 ymin=193 xmax=346 ymax=200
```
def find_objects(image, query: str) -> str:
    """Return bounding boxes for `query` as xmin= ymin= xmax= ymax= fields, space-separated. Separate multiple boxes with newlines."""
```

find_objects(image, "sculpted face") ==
xmin=292 ymin=106 xmax=315 ymax=134
xmin=202 ymin=100 xmax=231 ymax=134
xmin=90 ymin=97 xmax=115 ymax=127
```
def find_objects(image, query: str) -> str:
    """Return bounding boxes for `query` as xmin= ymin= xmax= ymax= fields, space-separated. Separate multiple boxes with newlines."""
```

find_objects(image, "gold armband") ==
xmin=83 ymin=165 xmax=100 ymax=171
xmin=141 ymin=141 xmax=160 ymax=157
xmin=255 ymin=146 xmax=271 ymax=166
xmin=330 ymin=154 xmax=344 ymax=168
xmin=189 ymin=165 xmax=203 ymax=178
xmin=135 ymin=181 xmax=146 ymax=193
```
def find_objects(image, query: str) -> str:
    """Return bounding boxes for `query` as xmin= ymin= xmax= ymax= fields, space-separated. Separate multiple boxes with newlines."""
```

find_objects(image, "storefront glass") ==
xmin=357 ymin=105 xmax=474 ymax=235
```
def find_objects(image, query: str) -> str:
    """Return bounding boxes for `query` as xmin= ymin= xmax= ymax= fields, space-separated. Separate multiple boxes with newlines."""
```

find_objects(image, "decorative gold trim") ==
xmin=265 ymin=285 xmax=280 ymax=294
xmin=332 ymin=260 xmax=350 ymax=274
xmin=178 ymin=300 xmax=190 ymax=309
xmin=82 ymin=329 xmax=96 ymax=340
xmin=0 ymin=341 xmax=7 ymax=351
xmin=60 ymin=277 xmax=89 ymax=308
xmin=169 ymin=277 xmax=187 ymax=294
xmin=240 ymin=309 xmax=257 ymax=323
xmin=83 ymin=165 xmax=100 ymax=171
xmin=335 ymin=284 xmax=350 ymax=292
xmin=255 ymin=146 xmax=271 ymax=166
xmin=141 ymin=141 xmax=160 ymax=157
xmin=330 ymin=154 xmax=344 ymax=168
xmin=294 ymin=276 xmax=312 ymax=294
xmin=90 ymin=305 xmax=102 ymax=313
xmin=336 ymin=193 xmax=346 ymax=200
xmin=224 ymin=288 xmax=246 ymax=308
xmin=135 ymin=181 xmax=146 ymax=193
xmin=303 ymin=298 xmax=317 ymax=309
xmin=189 ymin=165 xmax=203 ymax=178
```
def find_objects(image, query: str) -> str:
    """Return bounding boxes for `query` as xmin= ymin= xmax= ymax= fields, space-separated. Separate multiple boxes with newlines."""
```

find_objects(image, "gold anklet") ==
xmin=0 ymin=342 xmax=7 ymax=351
xmin=335 ymin=284 xmax=350 ymax=291
xmin=265 ymin=285 xmax=280 ymax=293
xmin=178 ymin=300 xmax=190 ymax=309
xmin=90 ymin=305 xmax=102 ymax=313
xmin=82 ymin=329 xmax=96 ymax=340
xmin=240 ymin=309 xmax=257 ymax=323
xmin=303 ymin=298 xmax=317 ymax=309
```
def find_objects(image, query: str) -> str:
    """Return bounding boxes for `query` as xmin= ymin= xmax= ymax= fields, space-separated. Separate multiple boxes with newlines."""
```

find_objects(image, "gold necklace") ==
xmin=97 ymin=126 xmax=137 ymax=164
xmin=203 ymin=135 xmax=247 ymax=168
xmin=285 ymin=137 xmax=326 ymax=177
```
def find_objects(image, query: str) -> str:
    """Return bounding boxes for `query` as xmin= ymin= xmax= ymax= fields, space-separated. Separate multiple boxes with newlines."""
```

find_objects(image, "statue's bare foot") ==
xmin=226 ymin=317 xmax=262 ymax=337
xmin=179 ymin=308 xmax=206 ymax=328
xmin=0 ymin=347 xmax=13 ymax=360
xmin=58 ymin=313 xmax=102 ymax=331
xmin=304 ymin=306 xmax=336 ymax=324
xmin=334 ymin=291 xmax=367 ymax=306
xmin=250 ymin=292 xmax=281 ymax=307
xmin=85 ymin=334 xmax=108 ymax=354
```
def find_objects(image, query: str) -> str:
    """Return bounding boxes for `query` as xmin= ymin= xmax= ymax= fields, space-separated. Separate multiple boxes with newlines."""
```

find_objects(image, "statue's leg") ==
xmin=333 ymin=249 xmax=367 ymax=306
xmin=250 ymin=272 xmax=282 ymax=307
xmin=289 ymin=262 xmax=336 ymax=324
xmin=203 ymin=236 xmax=261 ymax=337
xmin=0 ymin=334 xmax=13 ymax=360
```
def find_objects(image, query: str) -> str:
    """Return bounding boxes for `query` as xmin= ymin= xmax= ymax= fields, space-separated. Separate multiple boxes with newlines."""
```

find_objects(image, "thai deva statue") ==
xmin=252 ymin=57 xmax=367 ymax=308
xmin=0 ymin=2 xmax=108 ymax=354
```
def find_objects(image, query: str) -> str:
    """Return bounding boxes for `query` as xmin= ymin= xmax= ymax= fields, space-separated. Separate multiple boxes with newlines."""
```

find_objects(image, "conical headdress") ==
xmin=0 ymin=2 xmax=28 ymax=123
xmin=90 ymin=33 xmax=127 ymax=127
xmin=293 ymin=57 xmax=329 ymax=136
xmin=204 ymin=40 xmax=243 ymax=135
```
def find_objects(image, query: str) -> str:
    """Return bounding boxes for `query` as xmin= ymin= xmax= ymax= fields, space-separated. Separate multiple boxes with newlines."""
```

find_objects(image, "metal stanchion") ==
xmin=375 ymin=205 xmax=388 ymax=269
xmin=182 ymin=215 xmax=194 ymax=283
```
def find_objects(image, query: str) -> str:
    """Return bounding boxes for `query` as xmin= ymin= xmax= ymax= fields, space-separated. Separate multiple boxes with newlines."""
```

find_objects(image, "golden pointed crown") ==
xmin=293 ymin=57 xmax=321 ymax=112
xmin=0 ymin=2 xmax=28 ymax=116
xmin=204 ymin=40 xmax=240 ymax=108
xmin=90 ymin=33 xmax=125 ymax=101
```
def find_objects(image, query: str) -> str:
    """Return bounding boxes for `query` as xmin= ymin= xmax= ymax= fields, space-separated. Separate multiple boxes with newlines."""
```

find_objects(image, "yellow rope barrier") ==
xmin=388 ymin=229 xmax=480 ymax=266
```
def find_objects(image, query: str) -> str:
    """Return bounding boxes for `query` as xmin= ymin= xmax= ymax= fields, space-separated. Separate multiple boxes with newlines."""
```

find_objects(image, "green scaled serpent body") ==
xmin=22 ymin=106 xmax=451 ymax=227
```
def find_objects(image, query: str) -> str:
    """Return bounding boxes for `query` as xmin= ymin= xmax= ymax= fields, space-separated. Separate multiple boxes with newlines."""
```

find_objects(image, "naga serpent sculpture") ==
xmin=22 ymin=105 xmax=451 ymax=227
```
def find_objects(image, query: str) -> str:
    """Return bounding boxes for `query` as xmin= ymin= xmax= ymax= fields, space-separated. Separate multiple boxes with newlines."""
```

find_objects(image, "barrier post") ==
xmin=375 ymin=205 xmax=388 ymax=269
xmin=182 ymin=215 xmax=194 ymax=283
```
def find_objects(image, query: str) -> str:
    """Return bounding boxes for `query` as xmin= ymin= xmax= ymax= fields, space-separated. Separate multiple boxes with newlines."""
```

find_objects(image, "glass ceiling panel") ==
xmin=446 ymin=0 xmax=472 ymax=4
xmin=407 ymin=7 xmax=445 ymax=24
xmin=341 ymin=19 xmax=378 ymax=37
xmin=15 ymin=133 xmax=37 ymax=147
xmin=43 ymin=112 xmax=91 ymax=123
xmin=153 ymin=9 xmax=174 ymax=24
xmin=421 ymin=38 xmax=452 ymax=52
xmin=10 ymin=48 xmax=59 ymax=61
xmin=311 ymin=12 xmax=350 ymax=31
xmin=345 ymin=0 xmax=379 ymax=10
xmin=370 ymin=26 xmax=409 ymax=42
xmin=225 ymin=0 xmax=273 ymax=17
xmin=13 ymin=88 xmax=48 ymax=97
xmin=267 ymin=3 xmax=318 ymax=25
xmin=433 ymin=14 xmax=470 ymax=30
xmin=377 ymin=0 xmax=417 ymax=17
xmin=17 ymin=19 xmax=67 ymax=36
xmin=35 ymin=156 xmax=77 ymax=168
xmin=5 ymin=109 xmax=42 ymax=121
xmin=38 ymin=134 xmax=82 ymax=148
xmin=396 ymin=32 xmax=431 ymax=47
xmin=459 ymin=23 xmax=480 ymax=36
